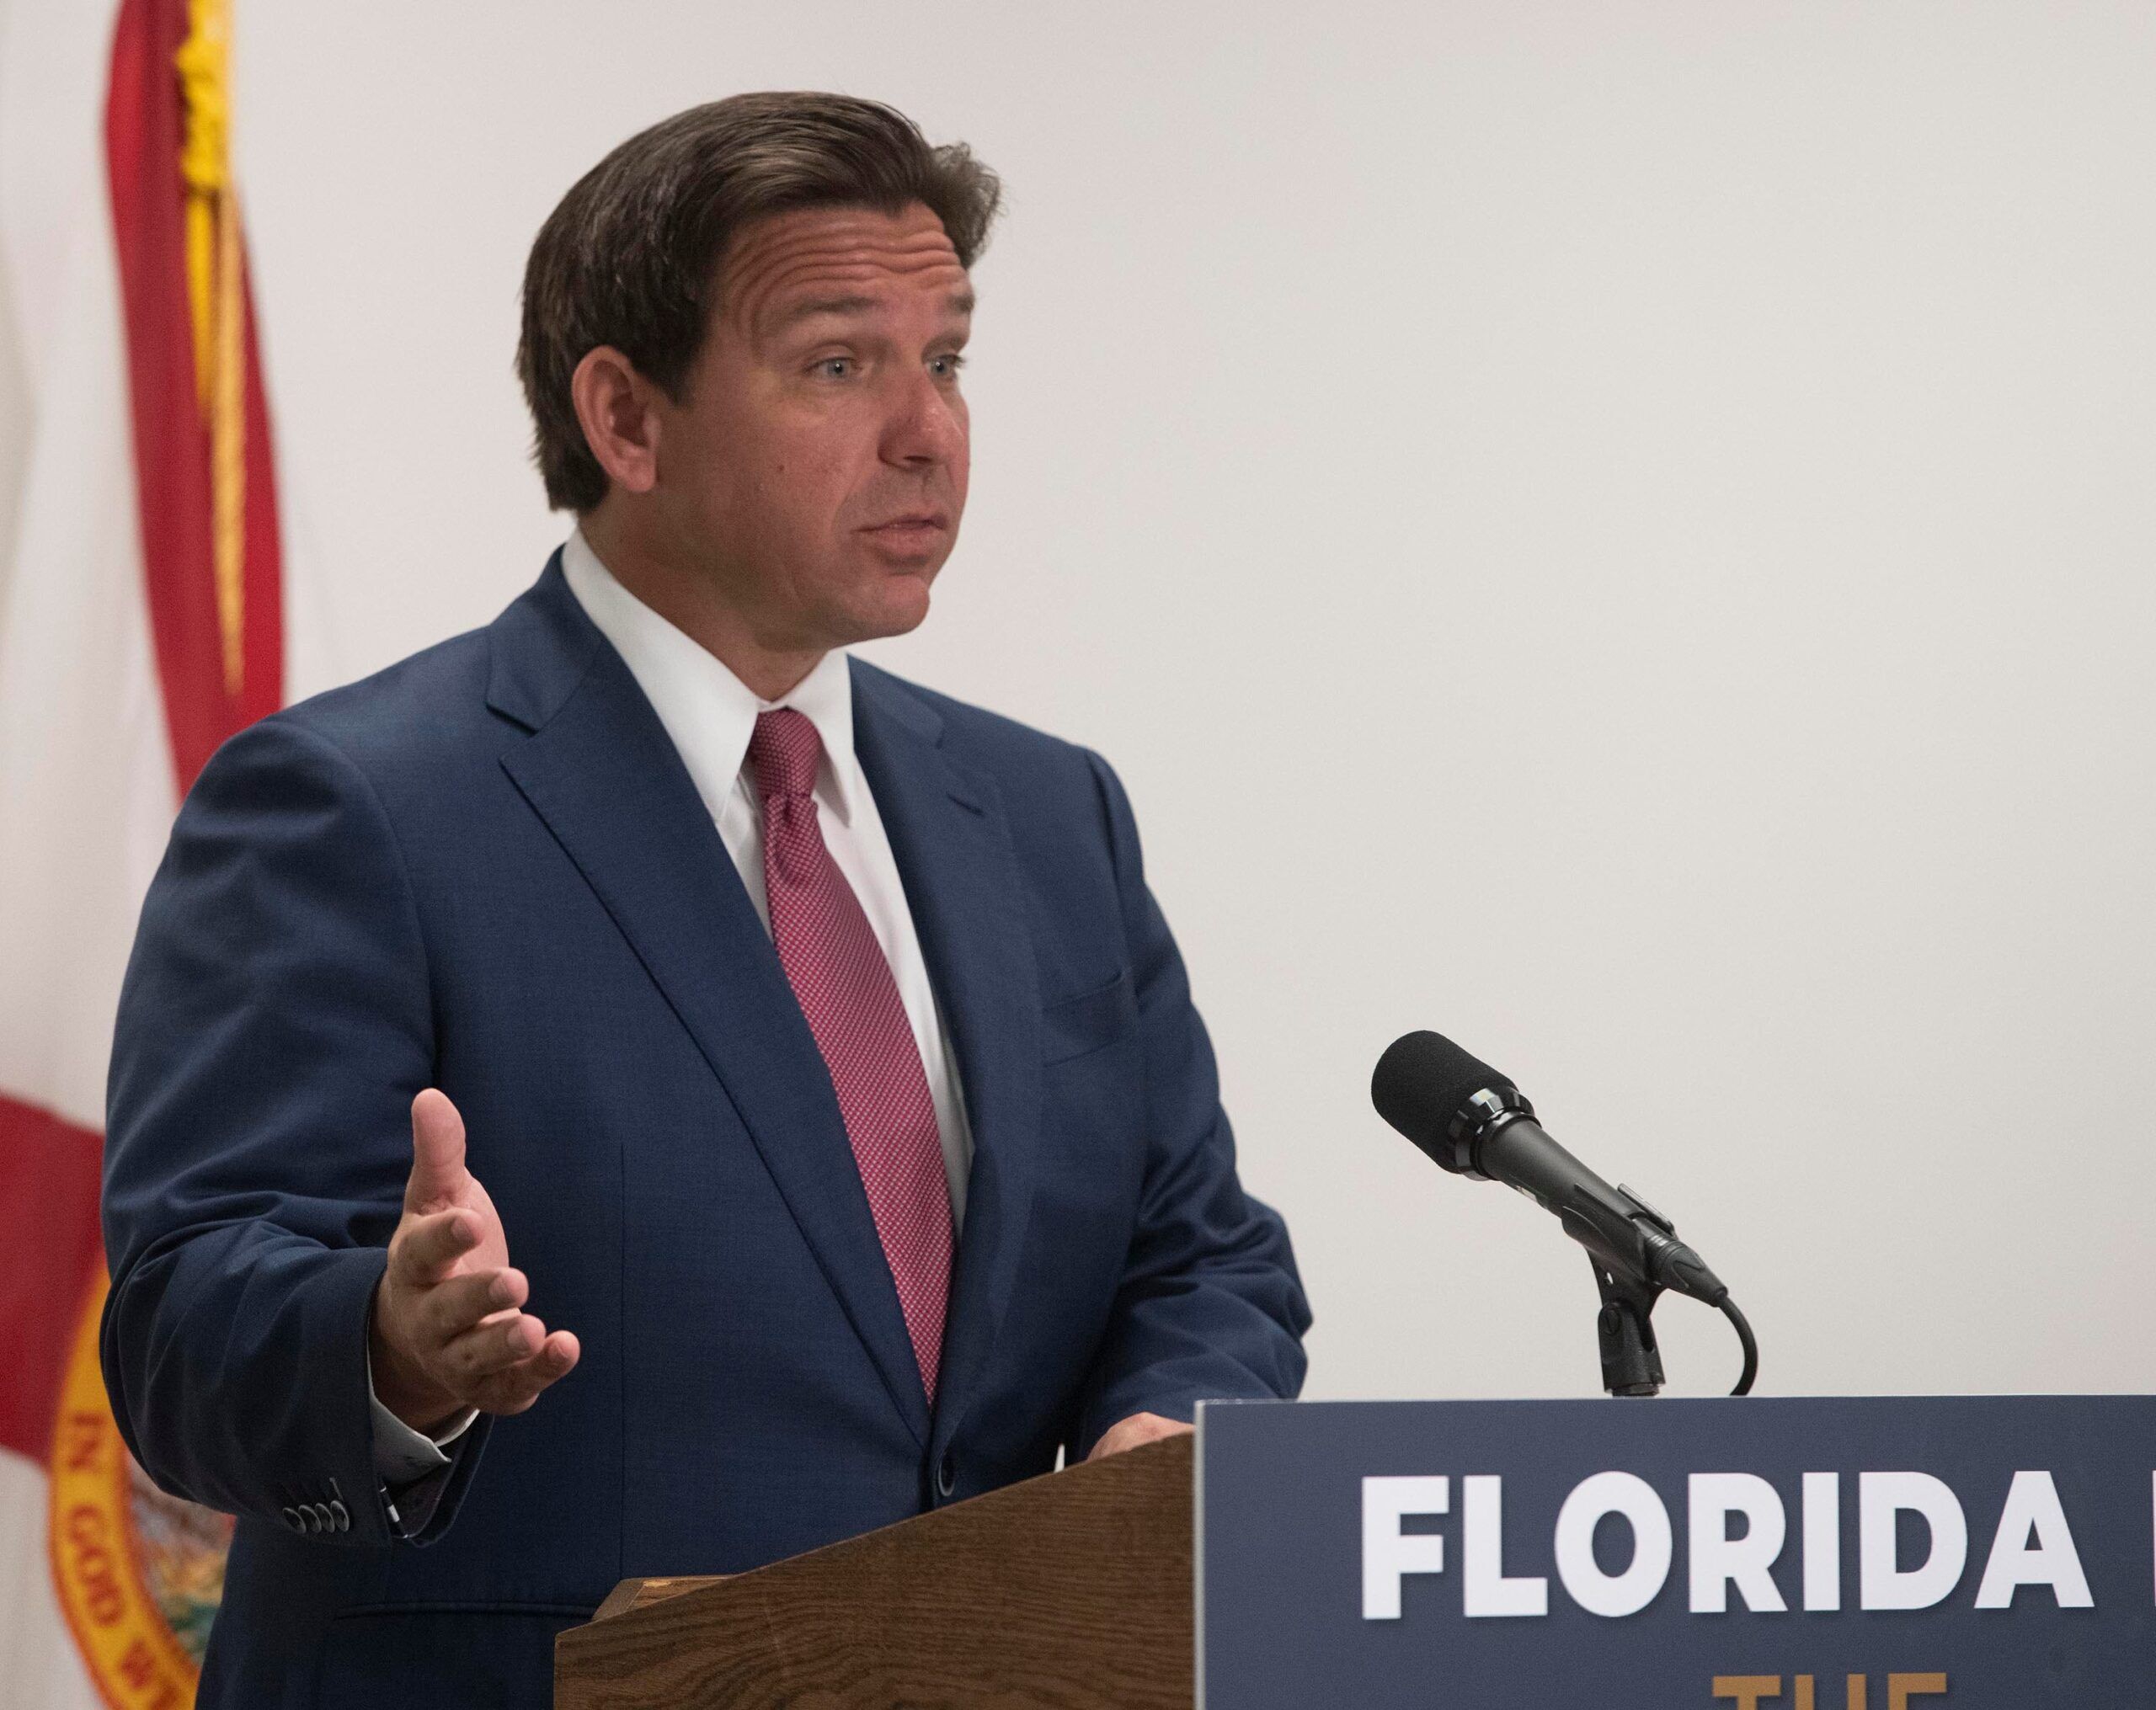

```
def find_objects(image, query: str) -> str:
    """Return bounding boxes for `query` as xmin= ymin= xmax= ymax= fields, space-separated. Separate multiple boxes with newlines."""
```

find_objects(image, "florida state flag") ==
xmin=0 ymin=0 xmax=282 ymax=1702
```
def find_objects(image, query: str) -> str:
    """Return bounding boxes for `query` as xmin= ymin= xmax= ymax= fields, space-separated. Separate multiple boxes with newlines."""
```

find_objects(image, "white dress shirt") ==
xmin=371 ymin=527 xmax=975 ymax=1484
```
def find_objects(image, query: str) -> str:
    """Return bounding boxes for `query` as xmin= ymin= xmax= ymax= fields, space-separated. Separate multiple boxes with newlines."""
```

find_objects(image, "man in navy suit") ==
xmin=99 ymin=91 xmax=1309 ymax=1707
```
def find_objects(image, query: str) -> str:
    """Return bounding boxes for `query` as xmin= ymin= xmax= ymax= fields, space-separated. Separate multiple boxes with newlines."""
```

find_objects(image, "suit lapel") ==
xmin=488 ymin=564 xmax=932 ymax=1446
xmin=849 ymin=662 xmax=1043 ymax=1445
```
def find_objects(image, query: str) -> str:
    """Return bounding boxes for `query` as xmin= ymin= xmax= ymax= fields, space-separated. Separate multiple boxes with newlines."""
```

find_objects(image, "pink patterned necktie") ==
xmin=746 ymin=707 xmax=954 ymax=1402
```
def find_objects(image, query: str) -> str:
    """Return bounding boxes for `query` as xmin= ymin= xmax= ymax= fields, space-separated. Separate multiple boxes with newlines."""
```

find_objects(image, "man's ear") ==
xmin=569 ymin=346 xmax=663 ymax=496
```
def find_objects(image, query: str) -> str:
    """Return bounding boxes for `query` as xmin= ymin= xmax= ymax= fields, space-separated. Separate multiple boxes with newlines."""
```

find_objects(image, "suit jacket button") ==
xmin=936 ymin=1451 xmax=957 ymax=1499
xmin=280 ymin=1506 xmax=304 ymax=1532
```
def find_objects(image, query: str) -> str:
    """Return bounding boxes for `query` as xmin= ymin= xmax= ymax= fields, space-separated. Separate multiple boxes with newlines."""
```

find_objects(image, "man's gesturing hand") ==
xmin=368 ymin=1089 xmax=580 ymax=1436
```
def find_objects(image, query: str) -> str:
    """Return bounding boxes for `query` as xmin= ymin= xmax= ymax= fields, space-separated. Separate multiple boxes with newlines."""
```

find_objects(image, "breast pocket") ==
xmin=1038 ymin=967 xmax=1138 ymax=1065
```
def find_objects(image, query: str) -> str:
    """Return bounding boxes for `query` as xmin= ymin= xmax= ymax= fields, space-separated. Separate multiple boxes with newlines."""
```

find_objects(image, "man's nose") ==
xmin=880 ymin=368 xmax=965 ymax=467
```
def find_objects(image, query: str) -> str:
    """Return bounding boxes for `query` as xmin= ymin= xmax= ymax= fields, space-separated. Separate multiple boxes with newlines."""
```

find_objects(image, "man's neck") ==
xmin=578 ymin=510 xmax=825 ymax=703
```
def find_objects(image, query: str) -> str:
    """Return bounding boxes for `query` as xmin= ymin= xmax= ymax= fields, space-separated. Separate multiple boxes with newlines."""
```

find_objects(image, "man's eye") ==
xmin=814 ymin=357 xmax=856 ymax=379
xmin=930 ymin=353 xmax=969 ymax=379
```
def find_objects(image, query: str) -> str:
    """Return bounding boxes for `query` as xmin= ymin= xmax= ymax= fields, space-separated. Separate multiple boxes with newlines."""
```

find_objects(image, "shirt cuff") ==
xmin=365 ymin=1338 xmax=478 ymax=1485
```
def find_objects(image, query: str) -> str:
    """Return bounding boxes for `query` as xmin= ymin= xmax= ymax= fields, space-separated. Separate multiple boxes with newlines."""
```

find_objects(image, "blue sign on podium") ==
xmin=1195 ymin=1396 xmax=2156 ymax=1708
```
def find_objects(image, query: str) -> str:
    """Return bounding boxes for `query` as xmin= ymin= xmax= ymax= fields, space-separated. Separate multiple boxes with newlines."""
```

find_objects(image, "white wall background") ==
xmin=234 ymin=1 xmax=2156 ymax=1404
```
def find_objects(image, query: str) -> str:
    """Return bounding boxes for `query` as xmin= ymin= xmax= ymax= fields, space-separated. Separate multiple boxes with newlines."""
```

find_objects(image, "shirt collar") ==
xmin=558 ymin=525 xmax=858 ymax=826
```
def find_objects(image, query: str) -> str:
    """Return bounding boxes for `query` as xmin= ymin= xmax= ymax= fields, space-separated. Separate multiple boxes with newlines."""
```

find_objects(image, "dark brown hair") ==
xmin=516 ymin=92 xmax=1003 ymax=513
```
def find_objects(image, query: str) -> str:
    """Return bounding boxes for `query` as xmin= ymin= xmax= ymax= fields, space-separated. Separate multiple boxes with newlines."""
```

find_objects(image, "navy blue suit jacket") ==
xmin=99 ymin=556 xmax=1310 ymax=1708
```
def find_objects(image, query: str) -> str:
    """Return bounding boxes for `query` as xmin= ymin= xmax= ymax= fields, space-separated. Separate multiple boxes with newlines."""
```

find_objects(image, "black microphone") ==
xmin=1370 ymin=1029 xmax=1729 ymax=1306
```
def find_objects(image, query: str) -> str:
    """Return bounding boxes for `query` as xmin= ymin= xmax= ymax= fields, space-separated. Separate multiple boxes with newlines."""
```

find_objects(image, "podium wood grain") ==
xmin=555 ymin=1433 xmax=1193 ymax=1710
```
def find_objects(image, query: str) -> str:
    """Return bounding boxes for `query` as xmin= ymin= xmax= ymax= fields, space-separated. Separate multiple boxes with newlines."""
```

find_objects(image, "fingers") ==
xmin=480 ymin=1329 xmax=580 ymax=1414
xmin=1086 ymin=1412 xmax=1194 ymax=1461
xmin=459 ymin=1326 xmax=581 ymax=1415
xmin=440 ymin=1308 xmax=550 ymax=1383
xmin=405 ymin=1089 xmax=468 ymax=1212
xmin=390 ymin=1207 xmax=481 ymax=1288
xmin=417 ymin=1266 xmax=526 ymax=1345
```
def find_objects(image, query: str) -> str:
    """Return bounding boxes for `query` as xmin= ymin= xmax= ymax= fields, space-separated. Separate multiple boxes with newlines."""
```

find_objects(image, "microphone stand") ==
xmin=1591 ymin=1260 xmax=1665 ymax=1397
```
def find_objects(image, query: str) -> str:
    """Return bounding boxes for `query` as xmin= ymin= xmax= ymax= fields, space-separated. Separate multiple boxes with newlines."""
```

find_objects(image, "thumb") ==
xmin=406 ymin=1089 xmax=469 ymax=1210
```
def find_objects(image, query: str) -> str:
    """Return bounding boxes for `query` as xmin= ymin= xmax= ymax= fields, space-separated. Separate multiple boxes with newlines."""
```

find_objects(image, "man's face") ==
xmin=648 ymin=200 xmax=973 ymax=653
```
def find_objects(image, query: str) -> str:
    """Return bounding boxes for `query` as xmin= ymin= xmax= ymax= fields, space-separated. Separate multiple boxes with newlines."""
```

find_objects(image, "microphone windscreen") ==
xmin=1370 ymin=1030 xmax=1515 ymax=1162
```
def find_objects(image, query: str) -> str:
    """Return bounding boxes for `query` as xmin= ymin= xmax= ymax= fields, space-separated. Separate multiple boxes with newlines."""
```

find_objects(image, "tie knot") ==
xmin=747 ymin=707 xmax=822 ymax=802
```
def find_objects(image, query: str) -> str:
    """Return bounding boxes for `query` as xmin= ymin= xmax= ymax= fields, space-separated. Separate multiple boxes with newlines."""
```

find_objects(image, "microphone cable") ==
xmin=1720 ymin=1296 xmax=1758 ymax=1397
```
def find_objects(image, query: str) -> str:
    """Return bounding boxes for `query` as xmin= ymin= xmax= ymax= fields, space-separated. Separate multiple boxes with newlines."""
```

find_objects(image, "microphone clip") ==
xmin=1591 ymin=1257 xmax=1667 ymax=1398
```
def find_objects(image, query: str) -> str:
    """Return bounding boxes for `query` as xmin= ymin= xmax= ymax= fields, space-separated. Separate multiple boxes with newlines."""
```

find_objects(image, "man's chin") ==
xmin=839 ymin=572 xmax=937 ymax=644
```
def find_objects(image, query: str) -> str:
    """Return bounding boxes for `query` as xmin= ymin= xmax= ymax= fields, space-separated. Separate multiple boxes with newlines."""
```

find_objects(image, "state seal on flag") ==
xmin=47 ymin=1270 xmax=230 ymax=1710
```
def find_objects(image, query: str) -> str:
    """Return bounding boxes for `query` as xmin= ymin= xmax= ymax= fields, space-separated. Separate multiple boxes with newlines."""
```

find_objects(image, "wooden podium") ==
xmin=555 ymin=1434 xmax=1193 ymax=1709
